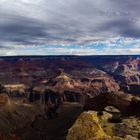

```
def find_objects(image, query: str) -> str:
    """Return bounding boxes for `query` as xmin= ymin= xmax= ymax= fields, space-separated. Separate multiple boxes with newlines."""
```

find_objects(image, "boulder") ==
xmin=104 ymin=106 xmax=120 ymax=114
xmin=67 ymin=111 xmax=139 ymax=140
xmin=67 ymin=111 xmax=106 ymax=140
xmin=66 ymin=111 xmax=127 ymax=140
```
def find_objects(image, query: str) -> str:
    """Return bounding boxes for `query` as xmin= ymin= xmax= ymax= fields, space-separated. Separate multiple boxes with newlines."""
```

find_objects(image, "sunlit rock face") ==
xmin=103 ymin=57 xmax=140 ymax=94
xmin=89 ymin=77 xmax=120 ymax=94
xmin=66 ymin=111 xmax=124 ymax=140
xmin=4 ymin=84 xmax=27 ymax=98
xmin=46 ymin=69 xmax=85 ymax=92
xmin=27 ymin=70 xmax=86 ymax=106
xmin=66 ymin=111 xmax=107 ymax=140
xmin=114 ymin=64 xmax=140 ymax=85
xmin=67 ymin=110 xmax=139 ymax=140
xmin=28 ymin=69 xmax=120 ymax=107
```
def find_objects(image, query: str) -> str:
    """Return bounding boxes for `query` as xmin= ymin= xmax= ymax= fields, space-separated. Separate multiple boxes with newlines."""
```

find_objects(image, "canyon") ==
xmin=0 ymin=56 xmax=139 ymax=140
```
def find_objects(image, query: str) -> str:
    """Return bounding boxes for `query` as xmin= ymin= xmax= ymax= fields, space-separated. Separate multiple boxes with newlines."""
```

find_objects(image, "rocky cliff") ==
xmin=103 ymin=57 xmax=140 ymax=94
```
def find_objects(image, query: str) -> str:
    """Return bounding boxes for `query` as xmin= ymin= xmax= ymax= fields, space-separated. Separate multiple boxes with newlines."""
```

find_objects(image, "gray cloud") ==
xmin=0 ymin=0 xmax=140 ymax=48
xmin=99 ymin=18 xmax=140 ymax=37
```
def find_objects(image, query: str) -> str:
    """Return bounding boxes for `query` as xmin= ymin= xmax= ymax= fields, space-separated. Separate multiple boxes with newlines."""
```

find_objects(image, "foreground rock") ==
xmin=67 ymin=111 xmax=106 ymax=140
xmin=67 ymin=111 xmax=124 ymax=140
xmin=67 ymin=111 xmax=139 ymax=140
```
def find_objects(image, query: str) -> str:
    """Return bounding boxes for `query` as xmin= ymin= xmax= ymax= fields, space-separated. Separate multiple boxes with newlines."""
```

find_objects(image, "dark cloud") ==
xmin=0 ymin=16 xmax=47 ymax=44
xmin=0 ymin=0 xmax=140 ymax=48
xmin=99 ymin=18 xmax=140 ymax=38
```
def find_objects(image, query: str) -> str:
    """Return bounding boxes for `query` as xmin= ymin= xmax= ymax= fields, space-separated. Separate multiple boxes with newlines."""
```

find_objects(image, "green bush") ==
xmin=108 ymin=115 xmax=122 ymax=123
xmin=97 ymin=111 xmax=103 ymax=116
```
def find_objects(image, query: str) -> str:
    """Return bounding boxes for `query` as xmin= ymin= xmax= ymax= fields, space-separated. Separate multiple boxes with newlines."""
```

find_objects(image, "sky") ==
xmin=1 ymin=0 xmax=140 ymax=55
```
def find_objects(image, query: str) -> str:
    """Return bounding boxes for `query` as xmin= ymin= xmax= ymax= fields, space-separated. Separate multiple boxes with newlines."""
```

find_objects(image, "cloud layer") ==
xmin=0 ymin=0 xmax=140 ymax=55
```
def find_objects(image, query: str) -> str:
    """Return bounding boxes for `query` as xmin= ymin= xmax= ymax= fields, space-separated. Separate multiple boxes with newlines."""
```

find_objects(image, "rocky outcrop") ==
xmin=89 ymin=77 xmax=120 ymax=94
xmin=46 ymin=69 xmax=120 ymax=99
xmin=104 ymin=106 xmax=120 ymax=114
xmin=67 ymin=111 xmax=107 ymax=140
xmin=67 ymin=111 xmax=139 ymax=140
xmin=85 ymin=92 xmax=130 ymax=110
xmin=27 ymin=85 xmax=85 ymax=119
xmin=4 ymin=84 xmax=26 ymax=97
xmin=85 ymin=91 xmax=140 ymax=117
xmin=32 ymin=70 xmax=87 ymax=105
xmin=105 ymin=58 xmax=140 ymax=94
xmin=46 ymin=69 xmax=85 ymax=92
xmin=67 ymin=111 xmax=133 ymax=140
xmin=114 ymin=64 xmax=140 ymax=85
xmin=1 ymin=70 xmax=120 ymax=121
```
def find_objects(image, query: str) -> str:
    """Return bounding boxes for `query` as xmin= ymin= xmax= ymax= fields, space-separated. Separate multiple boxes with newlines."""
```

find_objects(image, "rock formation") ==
xmin=46 ymin=69 xmax=85 ymax=92
xmin=84 ymin=91 xmax=140 ymax=116
xmin=89 ymin=77 xmax=120 ymax=94
xmin=0 ymin=56 xmax=139 ymax=140
xmin=67 ymin=111 xmax=139 ymax=140
xmin=67 ymin=111 xmax=107 ymax=140
xmin=103 ymin=57 xmax=140 ymax=94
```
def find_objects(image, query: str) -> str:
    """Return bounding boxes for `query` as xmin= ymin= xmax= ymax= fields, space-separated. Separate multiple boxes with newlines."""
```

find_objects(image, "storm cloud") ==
xmin=0 ymin=0 xmax=140 ymax=55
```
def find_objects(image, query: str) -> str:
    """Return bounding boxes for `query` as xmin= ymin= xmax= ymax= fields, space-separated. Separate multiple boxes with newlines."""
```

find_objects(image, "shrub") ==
xmin=97 ymin=111 xmax=103 ymax=116
xmin=108 ymin=115 xmax=122 ymax=123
